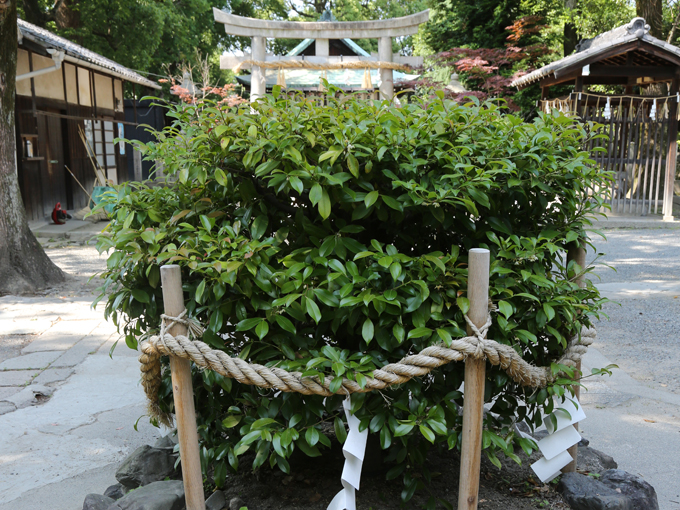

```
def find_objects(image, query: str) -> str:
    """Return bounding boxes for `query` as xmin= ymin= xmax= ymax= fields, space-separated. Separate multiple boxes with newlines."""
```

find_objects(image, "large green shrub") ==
xmin=96 ymin=88 xmax=609 ymax=504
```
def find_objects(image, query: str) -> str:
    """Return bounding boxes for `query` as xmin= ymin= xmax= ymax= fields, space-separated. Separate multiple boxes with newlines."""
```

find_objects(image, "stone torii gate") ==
xmin=213 ymin=8 xmax=430 ymax=101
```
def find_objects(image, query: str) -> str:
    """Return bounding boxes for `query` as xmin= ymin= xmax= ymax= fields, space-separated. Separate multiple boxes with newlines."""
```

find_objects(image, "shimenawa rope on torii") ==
xmin=139 ymin=310 xmax=595 ymax=426
xmin=232 ymin=59 xmax=413 ymax=73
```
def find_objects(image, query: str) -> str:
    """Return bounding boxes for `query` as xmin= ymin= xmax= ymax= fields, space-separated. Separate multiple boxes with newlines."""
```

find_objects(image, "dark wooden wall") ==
xmin=15 ymin=96 xmax=127 ymax=221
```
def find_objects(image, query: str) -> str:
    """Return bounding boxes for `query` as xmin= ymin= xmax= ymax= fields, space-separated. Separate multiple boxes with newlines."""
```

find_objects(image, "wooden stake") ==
xmin=160 ymin=265 xmax=206 ymax=510
xmin=458 ymin=248 xmax=490 ymax=510
xmin=561 ymin=243 xmax=586 ymax=474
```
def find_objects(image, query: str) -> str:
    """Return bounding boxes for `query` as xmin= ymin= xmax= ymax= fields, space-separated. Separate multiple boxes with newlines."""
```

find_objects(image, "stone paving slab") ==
xmin=0 ymin=351 xmax=62 ymax=370
xmin=0 ymin=355 xmax=161 ymax=505
xmin=51 ymin=333 xmax=115 ymax=368
xmin=1 ymin=319 xmax=53 ymax=335
xmin=0 ymin=370 xmax=37 ymax=386
xmin=22 ymin=319 xmax=102 ymax=355
xmin=32 ymin=367 xmax=74 ymax=385
xmin=0 ymin=402 xmax=16 ymax=415
xmin=0 ymin=386 xmax=21 ymax=399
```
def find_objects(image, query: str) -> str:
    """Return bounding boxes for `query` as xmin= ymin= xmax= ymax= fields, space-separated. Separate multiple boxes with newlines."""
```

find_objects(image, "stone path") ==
xmin=0 ymin=246 xmax=161 ymax=510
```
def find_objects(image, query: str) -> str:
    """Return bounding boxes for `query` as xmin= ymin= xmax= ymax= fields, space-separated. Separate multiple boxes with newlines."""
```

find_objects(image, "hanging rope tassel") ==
xmin=361 ymin=68 xmax=373 ymax=90
xmin=318 ymin=70 xmax=328 ymax=92
xmin=603 ymin=97 xmax=611 ymax=120
xmin=276 ymin=68 xmax=286 ymax=88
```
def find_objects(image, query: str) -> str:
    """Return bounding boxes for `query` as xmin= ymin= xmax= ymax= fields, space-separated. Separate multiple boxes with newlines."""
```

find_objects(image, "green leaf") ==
xmin=436 ymin=328 xmax=452 ymax=346
xmin=498 ymin=300 xmax=513 ymax=319
xmin=305 ymin=297 xmax=322 ymax=324
xmin=309 ymin=183 xmax=322 ymax=205
xmin=305 ymin=426 xmax=320 ymax=447
xmin=362 ymin=317 xmax=374 ymax=343
xmin=393 ymin=323 xmax=405 ymax=343
xmin=364 ymin=190 xmax=379 ymax=208
xmin=235 ymin=318 xmax=261 ymax=331
xmin=319 ymin=190 xmax=331 ymax=219
xmin=543 ymin=303 xmax=556 ymax=321
xmin=419 ymin=424 xmax=436 ymax=443
xmin=295 ymin=438 xmax=322 ymax=458
xmin=381 ymin=195 xmax=402 ymax=211
xmin=251 ymin=215 xmax=268 ymax=239
xmin=389 ymin=262 xmax=402 ymax=281
xmin=334 ymin=417 xmax=347 ymax=444
xmin=130 ymin=289 xmax=150 ymax=304
xmin=222 ymin=415 xmax=242 ymax=428
xmin=393 ymin=423 xmax=414 ymax=437
xmin=255 ymin=320 xmax=269 ymax=340
xmin=380 ymin=425 xmax=392 ymax=449
xmin=275 ymin=315 xmax=296 ymax=334
xmin=347 ymin=153 xmax=359 ymax=177
xmin=408 ymin=327 xmax=432 ymax=339
xmin=457 ymin=296 xmax=470 ymax=315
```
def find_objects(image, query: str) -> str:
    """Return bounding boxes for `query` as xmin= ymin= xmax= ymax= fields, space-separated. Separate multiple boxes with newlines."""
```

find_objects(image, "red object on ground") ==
xmin=51 ymin=202 xmax=67 ymax=225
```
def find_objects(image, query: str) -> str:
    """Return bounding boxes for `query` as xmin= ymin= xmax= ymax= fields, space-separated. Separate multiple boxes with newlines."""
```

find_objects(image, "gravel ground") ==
xmin=588 ymin=229 xmax=680 ymax=283
xmin=39 ymin=243 xmax=109 ymax=300
xmin=587 ymin=229 xmax=680 ymax=395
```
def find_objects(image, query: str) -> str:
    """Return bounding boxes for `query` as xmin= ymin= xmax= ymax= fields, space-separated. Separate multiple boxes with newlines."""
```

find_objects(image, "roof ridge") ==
xmin=17 ymin=17 xmax=160 ymax=89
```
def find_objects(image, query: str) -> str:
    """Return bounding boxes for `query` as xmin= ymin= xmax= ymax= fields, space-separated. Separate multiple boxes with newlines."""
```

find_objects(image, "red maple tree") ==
xmin=407 ymin=16 xmax=552 ymax=110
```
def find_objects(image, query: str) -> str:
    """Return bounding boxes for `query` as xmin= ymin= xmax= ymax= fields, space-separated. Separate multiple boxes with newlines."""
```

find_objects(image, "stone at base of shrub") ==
xmin=558 ymin=472 xmax=632 ymax=510
xmin=115 ymin=445 xmax=178 ymax=489
xmin=206 ymin=489 xmax=226 ymax=510
xmin=599 ymin=469 xmax=659 ymax=510
xmin=577 ymin=446 xmax=618 ymax=473
xmin=82 ymin=493 xmax=115 ymax=510
xmin=103 ymin=483 xmax=126 ymax=501
xmin=107 ymin=480 xmax=185 ymax=510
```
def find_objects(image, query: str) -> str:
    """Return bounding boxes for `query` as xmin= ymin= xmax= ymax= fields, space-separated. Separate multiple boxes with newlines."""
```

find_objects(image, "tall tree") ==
xmin=637 ymin=0 xmax=663 ymax=38
xmin=423 ymin=0 xmax=522 ymax=52
xmin=0 ymin=0 xmax=65 ymax=294
xmin=563 ymin=0 xmax=578 ymax=55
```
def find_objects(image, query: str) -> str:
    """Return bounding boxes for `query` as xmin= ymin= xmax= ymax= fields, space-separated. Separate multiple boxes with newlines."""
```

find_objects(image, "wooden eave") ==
xmin=536 ymin=40 xmax=680 ymax=89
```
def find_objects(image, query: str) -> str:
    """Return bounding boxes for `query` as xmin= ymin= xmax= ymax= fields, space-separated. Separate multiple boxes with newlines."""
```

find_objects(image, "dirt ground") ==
xmin=217 ymin=439 xmax=569 ymax=510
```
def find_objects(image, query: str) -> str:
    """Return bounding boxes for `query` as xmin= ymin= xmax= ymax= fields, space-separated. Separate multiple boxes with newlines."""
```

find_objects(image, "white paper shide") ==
xmin=327 ymin=397 xmax=369 ymax=510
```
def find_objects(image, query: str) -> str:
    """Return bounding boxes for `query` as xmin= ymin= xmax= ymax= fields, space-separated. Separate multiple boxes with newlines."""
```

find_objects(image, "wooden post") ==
xmin=663 ymin=76 xmax=679 ymax=220
xmin=458 ymin=248 xmax=490 ymax=510
xmin=561 ymin=243 xmax=586 ymax=473
xmin=160 ymin=265 xmax=205 ymax=510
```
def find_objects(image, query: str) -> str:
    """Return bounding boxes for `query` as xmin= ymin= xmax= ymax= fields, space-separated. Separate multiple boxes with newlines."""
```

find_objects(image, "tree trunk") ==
xmin=0 ymin=0 xmax=65 ymax=295
xmin=637 ymin=0 xmax=663 ymax=38
xmin=53 ymin=0 xmax=80 ymax=30
xmin=563 ymin=0 xmax=578 ymax=56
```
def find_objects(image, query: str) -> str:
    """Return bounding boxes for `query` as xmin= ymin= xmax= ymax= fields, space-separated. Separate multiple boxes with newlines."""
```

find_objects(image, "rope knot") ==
xmin=160 ymin=311 xmax=204 ymax=340
xmin=463 ymin=313 xmax=492 ymax=359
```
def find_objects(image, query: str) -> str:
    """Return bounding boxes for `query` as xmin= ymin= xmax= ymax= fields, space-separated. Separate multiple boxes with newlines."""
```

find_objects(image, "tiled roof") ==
xmin=18 ymin=18 xmax=160 ymax=89
xmin=511 ymin=18 xmax=680 ymax=88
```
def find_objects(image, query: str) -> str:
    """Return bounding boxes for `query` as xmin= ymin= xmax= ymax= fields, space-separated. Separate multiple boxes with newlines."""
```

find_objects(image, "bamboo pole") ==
xmin=561 ymin=243 xmax=586 ymax=473
xmin=458 ymin=248 xmax=490 ymax=510
xmin=160 ymin=265 xmax=206 ymax=510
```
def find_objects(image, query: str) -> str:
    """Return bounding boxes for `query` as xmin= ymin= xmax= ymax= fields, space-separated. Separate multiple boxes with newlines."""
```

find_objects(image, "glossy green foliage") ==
xmin=96 ymin=87 xmax=610 ymax=502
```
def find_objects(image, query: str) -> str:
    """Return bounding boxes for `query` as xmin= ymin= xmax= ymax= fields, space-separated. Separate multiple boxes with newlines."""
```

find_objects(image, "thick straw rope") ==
xmin=139 ymin=312 xmax=595 ymax=426
xmin=233 ymin=59 xmax=412 ymax=73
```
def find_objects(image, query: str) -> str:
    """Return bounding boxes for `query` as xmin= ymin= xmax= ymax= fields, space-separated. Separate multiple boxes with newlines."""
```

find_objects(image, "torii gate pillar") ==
xmin=251 ymin=36 xmax=266 ymax=101
xmin=378 ymin=36 xmax=393 ymax=100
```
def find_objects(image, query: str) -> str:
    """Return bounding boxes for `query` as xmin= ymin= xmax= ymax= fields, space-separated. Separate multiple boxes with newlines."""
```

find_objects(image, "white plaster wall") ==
xmin=94 ymin=73 xmax=114 ymax=110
